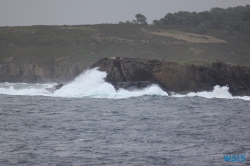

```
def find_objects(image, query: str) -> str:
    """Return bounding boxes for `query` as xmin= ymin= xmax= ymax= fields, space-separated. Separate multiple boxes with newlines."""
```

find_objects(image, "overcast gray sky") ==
xmin=0 ymin=0 xmax=250 ymax=26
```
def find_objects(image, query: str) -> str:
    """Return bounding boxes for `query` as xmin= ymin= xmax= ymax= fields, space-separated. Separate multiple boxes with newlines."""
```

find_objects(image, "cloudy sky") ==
xmin=0 ymin=0 xmax=250 ymax=26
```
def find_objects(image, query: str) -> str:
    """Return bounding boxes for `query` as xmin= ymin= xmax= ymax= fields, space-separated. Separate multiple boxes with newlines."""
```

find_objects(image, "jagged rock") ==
xmin=46 ymin=84 xmax=64 ymax=93
xmin=111 ymin=81 xmax=156 ymax=90
xmin=91 ymin=57 xmax=157 ymax=82
xmin=91 ymin=57 xmax=250 ymax=96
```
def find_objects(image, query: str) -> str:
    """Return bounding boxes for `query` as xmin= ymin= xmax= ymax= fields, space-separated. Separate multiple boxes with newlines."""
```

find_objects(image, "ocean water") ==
xmin=0 ymin=68 xmax=250 ymax=165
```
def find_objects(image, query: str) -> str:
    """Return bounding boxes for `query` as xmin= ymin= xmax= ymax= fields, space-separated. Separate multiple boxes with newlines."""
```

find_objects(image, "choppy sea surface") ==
xmin=0 ymin=69 xmax=250 ymax=165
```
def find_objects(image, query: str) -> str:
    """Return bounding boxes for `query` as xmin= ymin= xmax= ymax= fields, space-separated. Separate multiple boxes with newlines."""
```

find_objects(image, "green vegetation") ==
xmin=119 ymin=13 xmax=147 ymax=25
xmin=1 ymin=24 xmax=250 ymax=67
xmin=153 ymin=5 xmax=250 ymax=37
xmin=135 ymin=14 xmax=148 ymax=25
xmin=1 ymin=6 xmax=250 ymax=69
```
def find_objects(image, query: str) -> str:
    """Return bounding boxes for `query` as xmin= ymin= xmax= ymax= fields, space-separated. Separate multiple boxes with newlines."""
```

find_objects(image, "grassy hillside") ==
xmin=1 ymin=24 xmax=250 ymax=69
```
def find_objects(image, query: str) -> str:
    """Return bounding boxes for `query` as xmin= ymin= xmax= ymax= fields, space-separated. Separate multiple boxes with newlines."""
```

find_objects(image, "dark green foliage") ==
xmin=154 ymin=5 xmax=250 ymax=35
xmin=152 ymin=19 xmax=160 ymax=25
xmin=198 ymin=23 xmax=207 ymax=33
xmin=135 ymin=14 xmax=147 ymax=25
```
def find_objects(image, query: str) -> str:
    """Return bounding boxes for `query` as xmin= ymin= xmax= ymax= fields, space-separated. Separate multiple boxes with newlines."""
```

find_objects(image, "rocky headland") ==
xmin=1 ymin=56 xmax=250 ymax=96
xmin=1 ymin=25 xmax=250 ymax=96
xmin=91 ymin=57 xmax=250 ymax=96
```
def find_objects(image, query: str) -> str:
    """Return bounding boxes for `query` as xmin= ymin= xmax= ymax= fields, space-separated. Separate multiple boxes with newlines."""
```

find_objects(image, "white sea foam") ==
xmin=0 ymin=82 xmax=53 ymax=96
xmin=173 ymin=85 xmax=250 ymax=100
xmin=0 ymin=68 xmax=168 ymax=99
xmin=0 ymin=68 xmax=249 ymax=100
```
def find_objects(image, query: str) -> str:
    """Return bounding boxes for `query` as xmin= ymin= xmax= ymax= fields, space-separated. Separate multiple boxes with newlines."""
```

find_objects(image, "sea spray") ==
xmin=53 ymin=68 xmax=168 ymax=98
xmin=0 ymin=82 xmax=53 ymax=96
xmin=173 ymin=85 xmax=250 ymax=100
xmin=0 ymin=68 xmax=168 ymax=99
xmin=54 ymin=68 xmax=117 ymax=98
xmin=0 ymin=68 xmax=250 ymax=100
xmin=187 ymin=85 xmax=233 ymax=99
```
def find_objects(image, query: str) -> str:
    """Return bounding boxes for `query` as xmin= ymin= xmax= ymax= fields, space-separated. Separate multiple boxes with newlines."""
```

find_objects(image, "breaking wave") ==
xmin=0 ymin=68 xmax=249 ymax=100
xmin=173 ymin=85 xmax=250 ymax=100
xmin=0 ymin=68 xmax=167 ymax=99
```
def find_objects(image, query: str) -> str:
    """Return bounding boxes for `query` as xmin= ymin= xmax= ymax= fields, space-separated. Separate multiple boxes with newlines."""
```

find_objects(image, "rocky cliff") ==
xmin=91 ymin=57 xmax=250 ymax=96
xmin=1 ymin=57 xmax=250 ymax=96
xmin=0 ymin=62 xmax=85 ymax=83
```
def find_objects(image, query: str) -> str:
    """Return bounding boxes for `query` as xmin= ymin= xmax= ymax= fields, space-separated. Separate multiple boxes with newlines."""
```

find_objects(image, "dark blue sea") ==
xmin=0 ymin=69 xmax=250 ymax=165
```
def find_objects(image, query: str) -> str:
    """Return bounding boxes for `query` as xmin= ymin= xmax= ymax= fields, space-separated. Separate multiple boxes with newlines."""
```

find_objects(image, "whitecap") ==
xmin=0 ymin=68 xmax=168 ymax=99
xmin=173 ymin=85 xmax=250 ymax=100
xmin=0 ymin=68 xmax=249 ymax=100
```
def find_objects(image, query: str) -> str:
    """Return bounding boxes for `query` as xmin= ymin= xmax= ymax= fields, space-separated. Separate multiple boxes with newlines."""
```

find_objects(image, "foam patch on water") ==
xmin=0 ymin=68 xmax=168 ymax=99
xmin=173 ymin=85 xmax=250 ymax=100
xmin=0 ymin=82 xmax=53 ymax=96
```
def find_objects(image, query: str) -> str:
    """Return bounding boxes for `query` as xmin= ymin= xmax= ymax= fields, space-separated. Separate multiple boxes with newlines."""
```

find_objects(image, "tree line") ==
xmin=120 ymin=5 xmax=250 ymax=35
xmin=152 ymin=5 xmax=250 ymax=34
xmin=119 ymin=14 xmax=148 ymax=25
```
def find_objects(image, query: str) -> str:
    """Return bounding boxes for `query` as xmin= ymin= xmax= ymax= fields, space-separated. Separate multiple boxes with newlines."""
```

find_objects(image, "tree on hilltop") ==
xmin=135 ymin=14 xmax=147 ymax=25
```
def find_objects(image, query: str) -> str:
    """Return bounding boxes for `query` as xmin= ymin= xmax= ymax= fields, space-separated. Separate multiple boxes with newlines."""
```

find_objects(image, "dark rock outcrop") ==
xmin=1 ymin=56 xmax=250 ymax=96
xmin=111 ymin=81 xmax=157 ymax=90
xmin=46 ymin=84 xmax=64 ymax=93
xmin=91 ymin=57 xmax=156 ymax=82
xmin=91 ymin=57 xmax=250 ymax=96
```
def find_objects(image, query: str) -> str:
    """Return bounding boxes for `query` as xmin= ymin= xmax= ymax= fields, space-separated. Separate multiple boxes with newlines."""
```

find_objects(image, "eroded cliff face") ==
xmin=2 ymin=57 xmax=250 ymax=96
xmin=0 ymin=62 xmax=84 ymax=83
xmin=91 ymin=57 xmax=250 ymax=96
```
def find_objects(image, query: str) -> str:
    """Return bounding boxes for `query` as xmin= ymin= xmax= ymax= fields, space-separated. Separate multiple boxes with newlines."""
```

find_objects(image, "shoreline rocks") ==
xmin=45 ymin=84 xmax=64 ymax=93
xmin=1 ymin=57 xmax=250 ymax=96
xmin=91 ymin=57 xmax=250 ymax=96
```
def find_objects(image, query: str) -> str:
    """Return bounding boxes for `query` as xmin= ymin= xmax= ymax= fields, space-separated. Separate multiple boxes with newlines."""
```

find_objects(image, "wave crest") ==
xmin=0 ymin=68 xmax=249 ymax=100
xmin=0 ymin=68 xmax=168 ymax=99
